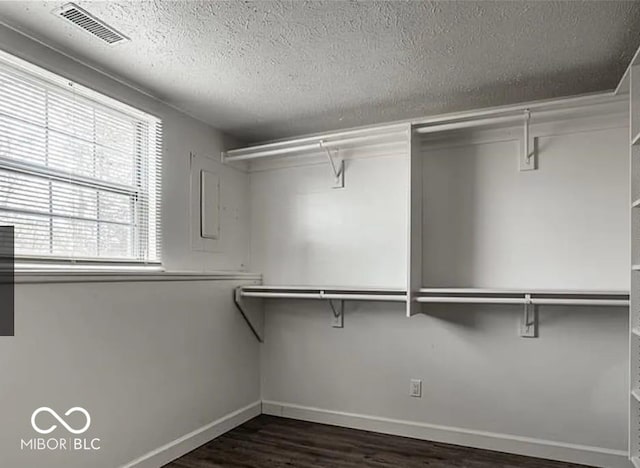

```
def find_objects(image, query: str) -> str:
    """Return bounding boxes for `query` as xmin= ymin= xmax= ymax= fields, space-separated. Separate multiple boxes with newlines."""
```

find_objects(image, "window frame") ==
xmin=0 ymin=49 xmax=162 ymax=269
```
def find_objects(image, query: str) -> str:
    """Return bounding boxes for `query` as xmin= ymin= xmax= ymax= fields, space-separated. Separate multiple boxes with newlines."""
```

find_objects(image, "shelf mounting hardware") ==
xmin=328 ymin=299 xmax=344 ymax=328
xmin=233 ymin=286 xmax=264 ymax=342
xmin=235 ymin=286 xmax=628 ymax=342
xmin=319 ymin=141 xmax=345 ymax=188
xmin=520 ymin=293 xmax=538 ymax=337
xmin=319 ymin=290 xmax=344 ymax=328
xmin=318 ymin=289 xmax=344 ymax=327
xmin=520 ymin=109 xmax=537 ymax=171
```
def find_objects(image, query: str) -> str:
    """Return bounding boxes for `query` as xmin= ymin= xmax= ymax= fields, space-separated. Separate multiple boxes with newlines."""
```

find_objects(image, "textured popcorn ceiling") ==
xmin=0 ymin=1 xmax=639 ymax=142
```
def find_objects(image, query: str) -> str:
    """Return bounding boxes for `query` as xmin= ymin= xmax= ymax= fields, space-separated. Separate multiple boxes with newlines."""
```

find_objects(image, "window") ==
xmin=0 ymin=51 xmax=162 ymax=267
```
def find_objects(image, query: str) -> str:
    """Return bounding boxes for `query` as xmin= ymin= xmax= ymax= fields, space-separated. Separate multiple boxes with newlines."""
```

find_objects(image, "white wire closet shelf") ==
xmin=234 ymin=286 xmax=630 ymax=343
xmin=417 ymin=288 xmax=630 ymax=307
xmin=222 ymin=125 xmax=409 ymax=162
xmin=238 ymin=285 xmax=629 ymax=305
xmin=221 ymin=93 xmax=616 ymax=164
xmin=238 ymin=285 xmax=407 ymax=302
xmin=233 ymin=285 xmax=408 ymax=343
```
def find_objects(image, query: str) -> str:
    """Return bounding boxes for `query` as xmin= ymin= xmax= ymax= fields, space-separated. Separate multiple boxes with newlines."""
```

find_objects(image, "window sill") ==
xmin=14 ymin=270 xmax=262 ymax=284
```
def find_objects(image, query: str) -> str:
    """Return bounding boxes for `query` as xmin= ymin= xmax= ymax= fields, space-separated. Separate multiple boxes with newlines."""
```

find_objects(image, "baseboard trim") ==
xmin=120 ymin=399 xmax=629 ymax=468
xmin=262 ymin=400 xmax=630 ymax=468
xmin=121 ymin=400 xmax=261 ymax=468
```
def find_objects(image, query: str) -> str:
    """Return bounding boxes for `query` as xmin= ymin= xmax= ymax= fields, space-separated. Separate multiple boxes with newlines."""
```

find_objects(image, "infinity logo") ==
xmin=31 ymin=407 xmax=91 ymax=435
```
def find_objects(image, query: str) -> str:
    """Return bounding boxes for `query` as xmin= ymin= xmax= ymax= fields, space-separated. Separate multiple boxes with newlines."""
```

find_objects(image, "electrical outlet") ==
xmin=410 ymin=379 xmax=422 ymax=398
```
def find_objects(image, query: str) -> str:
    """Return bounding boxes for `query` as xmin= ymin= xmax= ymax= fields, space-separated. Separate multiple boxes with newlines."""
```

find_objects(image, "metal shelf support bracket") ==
xmin=319 ymin=141 xmax=345 ymax=188
xmin=520 ymin=293 xmax=538 ymax=338
xmin=520 ymin=109 xmax=537 ymax=171
xmin=328 ymin=298 xmax=344 ymax=328
xmin=233 ymin=286 xmax=264 ymax=342
xmin=318 ymin=289 xmax=344 ymax=327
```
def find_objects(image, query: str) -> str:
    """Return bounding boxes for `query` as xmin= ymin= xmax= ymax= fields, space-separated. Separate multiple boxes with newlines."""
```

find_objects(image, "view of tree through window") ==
xmin=0 ymin=54 xmax=162 ymax=263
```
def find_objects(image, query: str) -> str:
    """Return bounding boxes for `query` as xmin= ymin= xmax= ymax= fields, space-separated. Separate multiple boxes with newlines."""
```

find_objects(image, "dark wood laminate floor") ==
xmin=163 ymin=415 xmax=593 ymax=468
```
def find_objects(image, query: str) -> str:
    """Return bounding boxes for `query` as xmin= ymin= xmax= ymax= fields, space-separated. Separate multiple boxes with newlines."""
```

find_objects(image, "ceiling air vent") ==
xmin=53 ymin=3 xmax=129 ymax=45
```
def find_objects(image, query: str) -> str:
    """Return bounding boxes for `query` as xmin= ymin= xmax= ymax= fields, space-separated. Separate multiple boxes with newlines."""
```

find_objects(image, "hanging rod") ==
xmin=414 ymin=114 xmax=525 ymax=134
xmin=240 ymin=286 xmax=407 ymax=303
xmin=416 ymin=288 xmax=629 ymax=338
xmin=416 ymin=288 xmax=629 ymax=307
xmin=417 ymin=297 xmax=526 ymax=304
xmin=413 ymin=104 xmax=602 ymax=135
xmin=237 ymin=286 xmax=628 ymax=306
xmin=222 ymin=125 xmax=409 ymax=162
xmin=409 ymin=92 xmax=618 ymax=128
xmin=530 ymin=298 xmax=628 ymax=306
xmin=416 ymin=297 xmax=628 ymax=306
xmin=235 ymin=286 xmax=407 ymax=340
xmin=234 ymin=285 xmax=629 ymax=342
xmin=241 ymin=292 xmax=407 ymax=302
xmin=222 ymin=93 xmax=619 ymax=163
xmin=418 ymin=287 xmax=629 ymax=294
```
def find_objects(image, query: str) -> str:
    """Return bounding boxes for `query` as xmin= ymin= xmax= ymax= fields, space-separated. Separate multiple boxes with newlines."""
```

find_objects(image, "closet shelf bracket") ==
xmin=233 ymin=286 xmax=264 ymax=342
xmin=519 ymin=293 xmax=538 ymax=337
xmin=319 ymin=141 xmax=345 ymax=188
xmin=520 ymin=109 xmax=537 ymax=171
xmin=327 ymin=297 xmax=344 ymax=328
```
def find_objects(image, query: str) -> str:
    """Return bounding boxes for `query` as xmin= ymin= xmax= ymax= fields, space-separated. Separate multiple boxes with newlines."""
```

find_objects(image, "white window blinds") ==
xmin=0 ymin=51 xmax=162 ymax=265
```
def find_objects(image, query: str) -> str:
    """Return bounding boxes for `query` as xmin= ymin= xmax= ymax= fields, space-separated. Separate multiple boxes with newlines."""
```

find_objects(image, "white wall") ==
xmin=249 ymin=145 xmax=409 ymax=288
xmin=1 ymin=279 xmax=260 ymax=468
xmin=0 ymin=24 xmax=260 ymax=468
xmin=261 ymin=300 xmax=628 ymax=464
xmin=256 ymin=112 xmax=631 ymax=466
xmin=422 ymin=124 xmax=629 ymax=290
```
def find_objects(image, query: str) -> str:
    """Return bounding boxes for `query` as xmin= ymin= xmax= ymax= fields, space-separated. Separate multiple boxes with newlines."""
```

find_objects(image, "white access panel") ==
xmin=188 ymin=152 xmax=248 ymax=259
